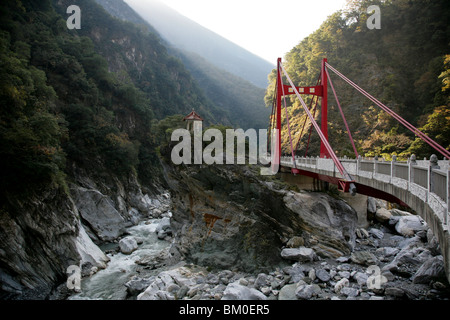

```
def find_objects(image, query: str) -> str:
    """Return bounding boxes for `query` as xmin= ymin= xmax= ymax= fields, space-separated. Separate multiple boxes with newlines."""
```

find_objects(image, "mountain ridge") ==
xmin=96 ymin=0 xmax=271 ymax=129
xmin=123 ymin=0 xmax=274 ymax=88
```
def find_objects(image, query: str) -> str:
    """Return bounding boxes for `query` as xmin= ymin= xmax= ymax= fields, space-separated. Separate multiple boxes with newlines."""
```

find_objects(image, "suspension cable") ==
xmin=325 ymin=66 xmax=359 ymax=158
xmin=326 ymin=62 xmax=450 ymax=160
xmin=279 ymin=67 xmax=298 ymax=168
xmin=293 ymin=74 xmax=322 ymax=156
xmin=279 ymin=62 xmax=353 ymax=181
xmin=267 ymin=82 xmax=279 ymax=155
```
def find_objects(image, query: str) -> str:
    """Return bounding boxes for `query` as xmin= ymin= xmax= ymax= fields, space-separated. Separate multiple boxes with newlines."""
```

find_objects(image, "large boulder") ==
xmin=138 ymin=266 xmax=204 ymax=300
xmin=162 ymin=161 xmax=358 ymax=273
xmin=283 ymin=191 xmax=358 ymax=258
xmin=156 ymin=217 xmax=172 ymax=240
xmin=75 ymin=223 xmax=109 ymax=269
xmin=382 ymin=238 xmax=433 ymax=276
xmin=412 ymin=255 xmax=446 ymax=284
xmin=222 ymin=282 xmax=267 ymax=300
xmin=375 ymin=208 xmax=391 ymax=223
xmin=278 ymin=283 xmax=298 ymax=300
xmin=125 ymin=276 xmax=154 ymax=296
xmin=350 ymin=250 xmax=378 ymax=266
xmin=395 ymin=216 xmax=427 ymax=237
xmin=315 ymin=269 xmax=331 ymax=282
xmin=119 ymin=236 xmax=138 ymax=255
xmin=295 ymin=283 xmax=321 ymax=300
xmin=72 ymin=187 xmax=126 ymax=241
xmin=281 ymin=247 xmax=316 ymax=262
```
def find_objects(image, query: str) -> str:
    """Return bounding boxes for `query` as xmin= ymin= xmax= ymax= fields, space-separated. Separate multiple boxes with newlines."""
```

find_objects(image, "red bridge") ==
xmin=268 ymin=58 xmax=450 ymax=282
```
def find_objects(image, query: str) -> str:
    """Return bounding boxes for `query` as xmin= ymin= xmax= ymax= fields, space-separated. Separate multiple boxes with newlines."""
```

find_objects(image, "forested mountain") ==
xmin=1 ymin=0 xmax=449 ymax=301
xmin=96 ymin=0 xmax=270 ymax=130
xmin=266 ymin=0 xmax=450 ymax=159
xmin=122 ymin=0 xmax=274 ymax=89
xmin=172 ymin=50 xmax=268 ymax=130
xmin=0 ymin=0 xmax=231 ymax=198
xmin=0 ymin=0 xmax=235 ymax=298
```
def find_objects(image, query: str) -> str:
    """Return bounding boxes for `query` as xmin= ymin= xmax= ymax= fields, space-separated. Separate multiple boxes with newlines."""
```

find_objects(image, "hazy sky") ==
xmin=125 ymin=0 xmax=349 ymax=63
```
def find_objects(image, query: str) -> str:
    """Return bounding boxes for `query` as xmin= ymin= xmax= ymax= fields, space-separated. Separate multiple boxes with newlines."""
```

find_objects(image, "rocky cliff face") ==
xmin=0 ymin=167 xmax=166 ymax=299
xmin=0 ymin=155 xmax=359 ymax=299
xmin=0 ymin=188 xmax=80 ymax=299
xmin=161 ymin=159 xmax=358 ymax=273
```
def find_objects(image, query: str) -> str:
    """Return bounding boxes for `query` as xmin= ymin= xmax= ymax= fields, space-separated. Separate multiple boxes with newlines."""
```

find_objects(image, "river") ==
xmin=69 ymin=218 xmax=172 ymax=300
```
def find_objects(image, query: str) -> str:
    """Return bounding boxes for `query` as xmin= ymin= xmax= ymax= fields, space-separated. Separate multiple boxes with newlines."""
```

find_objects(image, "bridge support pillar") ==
xmin=280 ymin=172 xmax=327 ymax=192
xmin=340 ymin=193 xmax=369 ymax=229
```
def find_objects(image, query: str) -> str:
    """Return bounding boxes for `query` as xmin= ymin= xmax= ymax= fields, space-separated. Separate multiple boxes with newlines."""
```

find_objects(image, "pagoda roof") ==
xmin=183 ymin=110 xmax=203 ymax=121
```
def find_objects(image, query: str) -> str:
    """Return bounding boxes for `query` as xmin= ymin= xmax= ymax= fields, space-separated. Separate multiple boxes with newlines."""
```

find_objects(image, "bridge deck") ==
xmin=278 ymin=156 xmax=450 ymax=283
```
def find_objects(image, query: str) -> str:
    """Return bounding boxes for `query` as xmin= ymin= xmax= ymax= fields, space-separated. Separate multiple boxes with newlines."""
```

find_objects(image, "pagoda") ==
xmin=183 ymin=109 xmax=203 ymax=132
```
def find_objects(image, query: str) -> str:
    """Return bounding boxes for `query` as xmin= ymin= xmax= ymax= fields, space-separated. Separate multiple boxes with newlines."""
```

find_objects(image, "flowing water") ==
xmin=69 ymin=218 xmax=171 ymax=300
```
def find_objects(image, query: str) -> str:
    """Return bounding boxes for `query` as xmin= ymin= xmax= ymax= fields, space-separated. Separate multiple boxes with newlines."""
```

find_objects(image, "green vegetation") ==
xmin=2 ymin=0 xmax=448 ymax=205
xmin=0 ymin=0 xmax=229 ymax=200
xmin=265 ymin=0 xmax=450 ymax=159
xmin=95 ymin=0 xmax=269 ymax=131
xmin=174 ymin=50 xmax=269 ymax=130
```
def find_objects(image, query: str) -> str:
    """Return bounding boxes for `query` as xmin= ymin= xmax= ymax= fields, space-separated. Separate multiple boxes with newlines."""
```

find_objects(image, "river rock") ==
xmin=376 ymin=247 xmax=399 ymax=257
xmin=334 ymin=278 xmax=349 ymax=294
xmin=155 ymin=217 xmax=172 ymax=239
xmin=336 ymin=256 xmax=350 ymax=263
xmin=375 ymin=208 xmax=391 ymax=223
xmin=286 ymin=236 xmax=305 ymax=248
xmin=395 ymin=215 xmax=426 ymax=237
xmin=340 ymin=286 xmax=359 ymax=297
xmin=385 ymin=287 xmax=404 ymax=297
xmin=119 ymin=236 xmax=138 ymax=254
xmin=411 ymin=255 xmax=446 ymax=284
xmin=353 ymin=272 xmax=369 ymax=286
xmin=295 ymin=284 xmax=320 ymax=300
xmin=138 ymin=266 xmax=205 ymax=300
xmin=278 ymin=283 xmax=298 ymax=300
xmin=222 ymin=282 xmax=267 ymax=300
xmin=369 ymin=228 xmax=384 ymax=240
xmin=356 ymin=228 xmax=369 ymax=239
xmin=308 ymin=269 xmax=316 ymax=281
xmin=128 ymin=208 xmax=140 ymax=226
xmin=281 ymin=247 xmax=316 ymax=262
xmin=367 ymin=197 xmax=377 ymax=216
xmin=128 ymin=191 xmax=153 ymax=216
xmin=75 ymin=223 xmax=109 ymax=269
xmin=164 ymin=162 xmax=358 ymax=272
xmin=254 ymin=273 xmax=268 ymax=289
xmin=125 ymin=276 xmax=154 ymax=296
xmin=283 ymin=191 xmax=358 ymax=257
xmin=316 ymin=269 xmax=331 ymax=282
xmin=72 ymin=187 xmax=126 ymax=241
xmin=283 ymin=264 xmax=307 ymax=283
xmin=338 ymin=271 xmax=351 ymax=279
xmin=382 ymin=240 xmax=433 ymax=276
xmin=391 ymin=209 xmax=412 ymax=216
xmin=350 ymin=250 xmax=378 ymax=266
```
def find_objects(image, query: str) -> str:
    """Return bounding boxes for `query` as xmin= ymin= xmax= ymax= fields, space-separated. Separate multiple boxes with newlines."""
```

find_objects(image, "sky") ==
xmin=125 ymin=0 xmax=349 ymax=64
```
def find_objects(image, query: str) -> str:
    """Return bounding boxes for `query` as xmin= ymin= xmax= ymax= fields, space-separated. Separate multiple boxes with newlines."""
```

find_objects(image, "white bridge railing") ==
xmin=278 ymin=154 xmax=450 ymax=232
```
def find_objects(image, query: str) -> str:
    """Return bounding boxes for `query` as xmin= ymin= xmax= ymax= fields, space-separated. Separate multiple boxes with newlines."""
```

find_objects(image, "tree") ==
xmin=408 ymin=55 xmax=450 ymax=158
